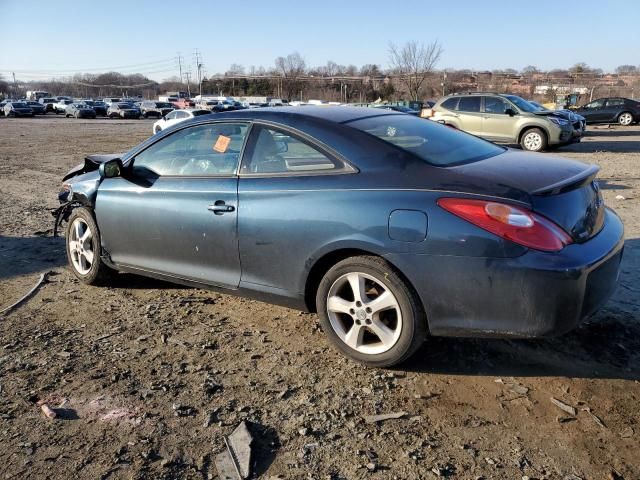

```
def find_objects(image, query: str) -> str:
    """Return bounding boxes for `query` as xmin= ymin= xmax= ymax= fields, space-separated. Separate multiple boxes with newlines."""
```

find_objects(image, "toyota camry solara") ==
xmin=54 ymin=106 xmax=624 ymax=367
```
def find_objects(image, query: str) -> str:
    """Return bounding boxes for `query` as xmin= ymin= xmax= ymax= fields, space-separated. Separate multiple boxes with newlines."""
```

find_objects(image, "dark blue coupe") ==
xmin=55 ymin=106 xmax=624 ymax=367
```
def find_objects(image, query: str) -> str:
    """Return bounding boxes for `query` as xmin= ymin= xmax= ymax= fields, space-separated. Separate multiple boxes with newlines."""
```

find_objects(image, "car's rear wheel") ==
xmin=618 ymin=112 xmax=633 ymax=126
xmin=65 ymin=207 xmax=115 ymax=285
xmin=520 ymin=128 xmax=547 ymax=152
xmin=316 ymin=256 xmax=426 ymax=367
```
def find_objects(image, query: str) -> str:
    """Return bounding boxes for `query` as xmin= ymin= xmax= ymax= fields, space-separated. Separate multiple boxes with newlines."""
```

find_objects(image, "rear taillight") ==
xmin=437 ymin=198 xmax=573 ymax=252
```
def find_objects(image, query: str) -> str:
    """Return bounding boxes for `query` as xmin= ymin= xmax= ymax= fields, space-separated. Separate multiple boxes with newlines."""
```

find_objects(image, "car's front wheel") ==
xmin=65 ymin=207 xmax=115 ymax=285
xmin=316 ymin=256 xmax=426 ymax=367
xmin=520 ymin=128 xmax=547 ymax=152
xmin=618 ymin=112 xmax=633 ymax=126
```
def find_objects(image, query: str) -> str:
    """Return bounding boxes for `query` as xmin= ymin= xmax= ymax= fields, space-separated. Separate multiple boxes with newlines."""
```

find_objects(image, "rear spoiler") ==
xmin=532 ymin=164 xmax=600 ymax=196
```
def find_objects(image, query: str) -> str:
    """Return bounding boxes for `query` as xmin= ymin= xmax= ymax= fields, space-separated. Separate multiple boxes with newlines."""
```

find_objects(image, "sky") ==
xmin=1 ymin=0 xmax=639 ymax=82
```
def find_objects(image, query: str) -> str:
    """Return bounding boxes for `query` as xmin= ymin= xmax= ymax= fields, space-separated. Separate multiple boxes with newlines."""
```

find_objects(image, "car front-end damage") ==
xmin=51 ymin=154 xmax=123 ymax=236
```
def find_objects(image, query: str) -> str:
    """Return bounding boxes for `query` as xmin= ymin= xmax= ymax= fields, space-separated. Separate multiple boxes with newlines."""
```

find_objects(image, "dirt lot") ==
xmin=0 ymin=115 xmax=638 ymax=480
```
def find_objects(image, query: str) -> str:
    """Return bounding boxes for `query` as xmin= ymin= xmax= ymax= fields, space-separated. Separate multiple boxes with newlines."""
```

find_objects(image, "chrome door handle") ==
xmin=208 ymin=202 xmax=235 ymax=214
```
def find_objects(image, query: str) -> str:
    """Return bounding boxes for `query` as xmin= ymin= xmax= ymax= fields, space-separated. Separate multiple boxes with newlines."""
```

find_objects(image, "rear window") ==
xmin=191 ymin=110 xmax=211 ymax=116
xmin=347 ymin=114 xmax=504 ymax=167
xmin=441 ymin=98 xmax=459 ymax=110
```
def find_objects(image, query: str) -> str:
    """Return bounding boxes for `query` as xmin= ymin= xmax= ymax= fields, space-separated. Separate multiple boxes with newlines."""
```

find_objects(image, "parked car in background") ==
xmin=83 ymin=100 xmax=107 ymax=116
xmin=3 ymin=101 xmax=35 ymax=117
xmin=24 ymin=101 xmax=47 ymax=115
xmin=39 ymin=97 xmax=58 ymax=113
xmin=574 ymin=97 xmax=640 ymax=126
xmin=0 ymin=100 xmax=8 ymax=115
xmin=528 ymin=101 xmax=586 ymax=139
xmin=54 ymin=99 xmax=74 ymax=114
xmin=140 ymin=101 xmax=174 ymax=118
xmin=107 ymin=102 xmax=141 ymax=119
xmin=197 ymin=100 xmax=231 ymax=112
xmin=56 ymin=107 xmax=623 ymax=367
xmin=103 ymin=97 xmax=123 ymax=108
xmin=66 ymin=103 xmax=97 ymax=119
xmin=173 ymin=98 xmax=196 ymax=109
xmin=152 ymin=108 xmax=210 ymax=133
xmin=430 ymin=93 xmax=575 ymax=152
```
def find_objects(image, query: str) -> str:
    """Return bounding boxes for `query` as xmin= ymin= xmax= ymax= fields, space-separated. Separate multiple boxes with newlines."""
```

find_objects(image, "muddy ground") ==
xmin=0 ymin=116 xmax=638 ymax=480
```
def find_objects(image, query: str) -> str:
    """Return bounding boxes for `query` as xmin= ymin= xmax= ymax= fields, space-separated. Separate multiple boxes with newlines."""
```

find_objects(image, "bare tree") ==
xmin=388 ymin=40 xmax=442 ymax=100
xmin=274 ymin=52 xmax=306 ymax=100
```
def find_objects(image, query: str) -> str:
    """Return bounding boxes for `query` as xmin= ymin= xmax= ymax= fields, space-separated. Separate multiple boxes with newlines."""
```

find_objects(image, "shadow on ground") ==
xmin=0 ymin=235 xmax=65 ymax=280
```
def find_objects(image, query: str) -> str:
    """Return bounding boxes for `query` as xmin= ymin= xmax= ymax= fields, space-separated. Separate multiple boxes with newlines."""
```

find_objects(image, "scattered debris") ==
xmin=615 ymin=195 xmax=626 ymax=200
xmin=581 ymin=407 xmax=606 ymax=428
xmin=620 ymin=427 xmax=634 ymax=438
xmin=495 ymin=378 xmax=529 ymax=396
xmin=557 ymin=416 xmax=577 ymax=424
xmin=364 ymin=411 xmax=407 ymax=424
xmin=38 ymin=403 xmax=57 ymax=419
xmin=215 ymin=421 xmax=253 ymax=479
xmin=0 ymin=272 xmax=49 ymax=316
xmin=550 ymin=398 xmax=576 ymax=416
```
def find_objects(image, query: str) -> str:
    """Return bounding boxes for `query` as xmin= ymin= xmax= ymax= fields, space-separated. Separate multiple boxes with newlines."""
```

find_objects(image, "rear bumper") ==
xmin=385 ymin=208 xmax=624 ymax=338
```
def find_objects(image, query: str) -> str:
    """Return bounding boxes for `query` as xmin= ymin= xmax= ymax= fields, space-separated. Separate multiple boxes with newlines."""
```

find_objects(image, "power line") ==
xmin=3 ymin=57 xmax=178 ymax=74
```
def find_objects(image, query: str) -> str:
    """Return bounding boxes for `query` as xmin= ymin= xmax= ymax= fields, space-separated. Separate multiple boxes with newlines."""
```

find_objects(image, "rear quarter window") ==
xmin=347 ymin=114 xmax=504 ymax=167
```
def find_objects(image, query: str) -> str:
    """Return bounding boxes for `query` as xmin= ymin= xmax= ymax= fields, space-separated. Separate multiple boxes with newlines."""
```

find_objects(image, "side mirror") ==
xmin=99 ymin=158 xmax=123 ymax=179
xmin=505 ymin=108 xmax=517 ymax=116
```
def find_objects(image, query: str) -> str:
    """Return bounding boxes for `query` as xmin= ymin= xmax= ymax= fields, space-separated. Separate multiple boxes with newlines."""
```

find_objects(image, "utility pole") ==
xmin=194 ymin=49 xmax=204 ymax=97
xmin=177 ymin=54 xmax=184 ymax=85
xmin=185 ymin=71 xmax=191 ymax=97
xmin=12 ymin=72 xmax=17 ymax=97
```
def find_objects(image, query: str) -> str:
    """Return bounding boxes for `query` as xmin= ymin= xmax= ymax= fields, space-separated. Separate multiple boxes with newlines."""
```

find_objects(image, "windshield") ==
xmin=191 ymin=110 xmax=211 ymax=116
xmin=13 ymin=103 xmax=28 ymax=107
xmin=117 ymin=103 xmax=131 ymax=108
xmin=347 ymin=114 xmax=505 ymax=167
xmin=156 ymin=102 xmax=172 ymax=108
xmin=504 ymin=95 xmax=537 ymax=113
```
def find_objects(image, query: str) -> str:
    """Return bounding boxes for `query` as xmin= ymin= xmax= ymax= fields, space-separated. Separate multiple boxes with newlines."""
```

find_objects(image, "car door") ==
xmin=237 ymin=124 xmax=354 ymax=292
xmin=96 ymin=121 xmax=250 ymax=288
xmin=480 ymin=96 xmax=516 ymax=142
xmin=579 ymin=99 xmax=606 ymax=123
xmin=603 ymin=98 xmax=625 ymax=122
xmin=455 ymin=96 xmax=483 ymax=136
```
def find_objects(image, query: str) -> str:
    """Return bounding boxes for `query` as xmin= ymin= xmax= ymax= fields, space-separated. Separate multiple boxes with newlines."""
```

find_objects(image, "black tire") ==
xmin=315 ymin=255 xmax=427 ymax=368
xmin=617 ymin=111 xmax=633 ymax=126
xmin=520 ymin=127 xmax=547 ymax=152
xmin=65 ymin=207 xmax=116 ymax=285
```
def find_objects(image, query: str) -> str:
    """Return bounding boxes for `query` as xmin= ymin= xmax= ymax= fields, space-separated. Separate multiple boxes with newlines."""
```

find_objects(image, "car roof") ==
xmin=201 ymin=105 xmax=397 ymax=124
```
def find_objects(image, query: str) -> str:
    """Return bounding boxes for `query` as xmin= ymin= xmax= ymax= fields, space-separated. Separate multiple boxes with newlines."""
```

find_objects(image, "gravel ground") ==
xmin=0 ymin=115 xmax=638 ymax=480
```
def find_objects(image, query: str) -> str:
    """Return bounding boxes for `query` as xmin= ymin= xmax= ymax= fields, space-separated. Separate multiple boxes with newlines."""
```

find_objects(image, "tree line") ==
xmin=2 ymin=41 xmax=640 ymax=102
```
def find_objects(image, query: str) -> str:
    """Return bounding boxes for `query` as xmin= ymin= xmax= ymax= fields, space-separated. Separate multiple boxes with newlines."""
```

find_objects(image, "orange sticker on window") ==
xmin=213 ymin=135 xmax=231 ymax=153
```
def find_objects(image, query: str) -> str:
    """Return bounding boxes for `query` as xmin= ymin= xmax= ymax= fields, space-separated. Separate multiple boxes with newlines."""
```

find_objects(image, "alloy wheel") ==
xmin=326 ymin=272 xmax=402 ymax=354
xmin=523 ymin=132 xmax=542 ymax=151
xmin=619 ymin=113 xmax=633 ymax=126
xmin=68 ymin=218 xmax=94 ymax=275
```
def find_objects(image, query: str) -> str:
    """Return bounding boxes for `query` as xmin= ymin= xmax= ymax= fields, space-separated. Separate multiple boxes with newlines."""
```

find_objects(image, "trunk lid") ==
xmin=451 ymin=149 xmax=605 ymax=242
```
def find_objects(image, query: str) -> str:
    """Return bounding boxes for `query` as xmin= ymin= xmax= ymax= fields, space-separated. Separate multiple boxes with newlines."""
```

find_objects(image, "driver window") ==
xmin=133 ymin=123 xmax=249 ymax=177
xmin=586 ymin=99 xmax=604 ymax=109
